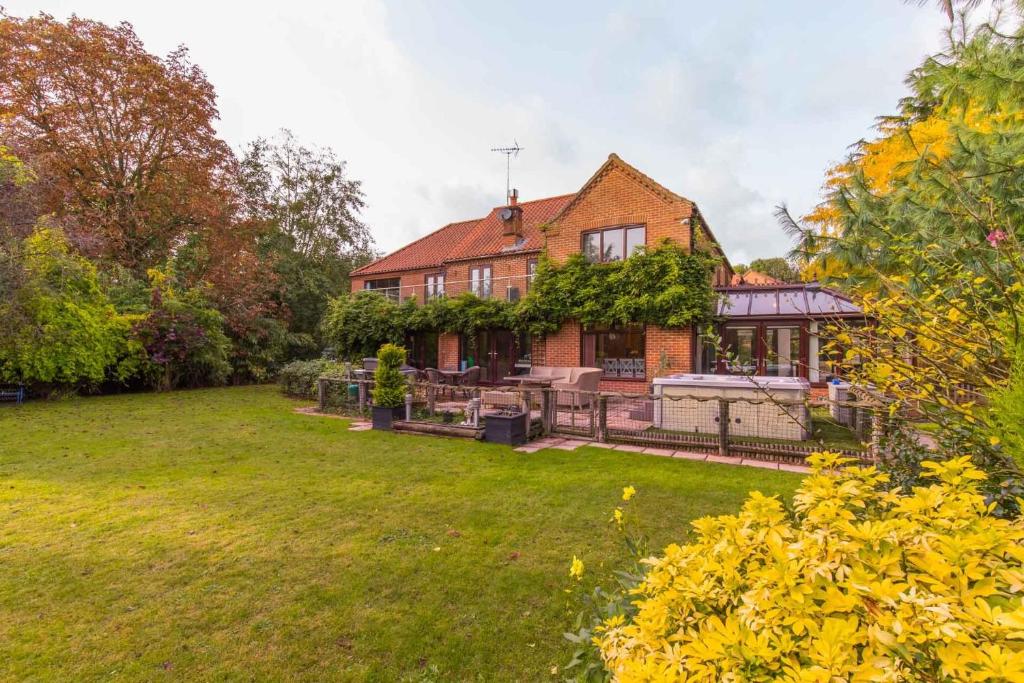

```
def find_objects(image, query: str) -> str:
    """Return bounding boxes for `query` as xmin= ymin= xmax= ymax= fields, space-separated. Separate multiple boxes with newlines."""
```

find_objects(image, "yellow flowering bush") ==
xmin=594 ymin=453 xmax=1024 ymax=681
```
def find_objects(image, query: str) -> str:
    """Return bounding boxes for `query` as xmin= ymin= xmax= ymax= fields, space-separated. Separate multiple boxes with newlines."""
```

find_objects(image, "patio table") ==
xmin=437 ymin=369 xmax=467 ymax=382
xmin=501 ymin=374 xmax=565 ymax=387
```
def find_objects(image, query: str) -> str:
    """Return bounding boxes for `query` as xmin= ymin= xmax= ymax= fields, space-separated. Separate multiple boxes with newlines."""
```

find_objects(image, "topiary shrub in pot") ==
xmin=371 ymin=343 xmax=408 ymax=430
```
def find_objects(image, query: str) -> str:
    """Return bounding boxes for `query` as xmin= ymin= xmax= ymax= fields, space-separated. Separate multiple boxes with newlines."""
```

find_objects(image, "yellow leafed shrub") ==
xmin=594 ymin=453 xmax=1024 ymax=681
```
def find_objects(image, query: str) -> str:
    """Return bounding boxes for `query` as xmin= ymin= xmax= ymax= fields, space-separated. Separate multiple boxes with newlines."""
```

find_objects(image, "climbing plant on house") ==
xmin=319 ymin=241 xmax=720 ymax=360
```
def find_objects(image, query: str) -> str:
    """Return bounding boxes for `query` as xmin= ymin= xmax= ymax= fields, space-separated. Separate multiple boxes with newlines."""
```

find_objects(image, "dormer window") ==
xmin=582 ymin=225 xmax=645 ymax=263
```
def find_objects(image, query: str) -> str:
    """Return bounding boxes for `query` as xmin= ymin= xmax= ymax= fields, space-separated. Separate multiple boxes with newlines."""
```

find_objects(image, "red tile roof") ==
xmin=730 ymin=270 xmax=782 ymax=286
xmin=352 ymin=193 xmax=575 ymax=276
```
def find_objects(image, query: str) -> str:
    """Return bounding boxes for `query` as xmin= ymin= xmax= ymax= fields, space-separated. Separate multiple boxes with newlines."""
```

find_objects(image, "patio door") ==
xmin=461 ymin=330 xmax=526 ymax=383
xmin=720 ymin=323 xmax=807 ymax=377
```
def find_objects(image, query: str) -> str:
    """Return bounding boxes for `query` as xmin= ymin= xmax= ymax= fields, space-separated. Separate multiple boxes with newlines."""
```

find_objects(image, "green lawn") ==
xmin=0 ymin=386 xmax=800 ymax=681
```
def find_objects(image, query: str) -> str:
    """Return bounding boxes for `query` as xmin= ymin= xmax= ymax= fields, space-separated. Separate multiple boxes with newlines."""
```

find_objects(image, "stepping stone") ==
xmin=514 ymin=446 xmax=542 ymax=453
xmin=613 ymin=444 xmax=646 ymax=453
xmin=740 ymin=458 xmax=780 ymax=470
xmin=553 ymin=440 xmax=588 ymax=451
xmin=779 ymin=463 xmax=812 ymax=474
xmin=673 ymin=451 xmax=708 ymax=461
xmin=584 ymin=442 xmax=616 ymax=449
xmin=643 ymin=447 xmax=676 ymax=457
xmin=706 ymin=454 xmax=740 ymax=465
xmin=349 ymin=425 xmax=372 ymax=431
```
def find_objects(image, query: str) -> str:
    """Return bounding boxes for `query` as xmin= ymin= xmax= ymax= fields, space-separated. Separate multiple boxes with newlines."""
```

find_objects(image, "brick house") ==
xmin=350 ymin=154 xmax=860 ymax=391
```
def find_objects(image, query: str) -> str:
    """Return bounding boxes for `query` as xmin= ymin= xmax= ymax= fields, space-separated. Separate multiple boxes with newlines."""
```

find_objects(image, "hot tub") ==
xmin=652 ymin=373 xmax=810 ymax=441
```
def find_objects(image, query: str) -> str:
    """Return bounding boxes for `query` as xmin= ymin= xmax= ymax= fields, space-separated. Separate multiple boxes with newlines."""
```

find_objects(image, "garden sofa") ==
xmin=478 ymin=366 xmax=602 ymax=411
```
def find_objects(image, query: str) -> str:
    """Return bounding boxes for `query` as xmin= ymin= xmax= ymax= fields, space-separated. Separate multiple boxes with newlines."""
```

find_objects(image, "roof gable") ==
xmin=546 ymin=153 xmax=693 ymax=228
xmin=352 ymin=154 xmax=721 ymax=278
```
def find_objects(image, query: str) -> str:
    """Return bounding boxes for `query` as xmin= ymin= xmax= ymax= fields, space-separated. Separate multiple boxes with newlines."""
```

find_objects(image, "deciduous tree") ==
xmin=0 ymin=13 xmax=236 ymax=272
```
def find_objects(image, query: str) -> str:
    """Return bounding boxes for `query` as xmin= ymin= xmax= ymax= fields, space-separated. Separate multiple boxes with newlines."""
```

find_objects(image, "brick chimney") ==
xmin=501 ymin=188 xmax=523 ymax=246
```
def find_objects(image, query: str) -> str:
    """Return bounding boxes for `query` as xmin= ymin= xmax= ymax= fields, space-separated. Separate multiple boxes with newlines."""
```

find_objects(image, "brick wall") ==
xmin=438 ymin=332 xmax=460 ymax=370
xmin=351 ymin=266 xmax=440 ymax=304
xmin=441 ymin=252 xmax=537 ymax=301
xmin=544 ymin=162 xmax=693 ymax=263
xmin=352 ymin=156 xmax=705 ymax=382
xmin=541 ymin=159 xmax=697 ymax=387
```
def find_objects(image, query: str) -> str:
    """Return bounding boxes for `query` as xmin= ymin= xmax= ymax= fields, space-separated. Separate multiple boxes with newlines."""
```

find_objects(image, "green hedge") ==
xmin=278 ymin=359 xmax=346 ymax=399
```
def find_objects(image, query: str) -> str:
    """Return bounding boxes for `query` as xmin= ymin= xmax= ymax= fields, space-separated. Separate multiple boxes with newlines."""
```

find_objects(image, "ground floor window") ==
xmin=582 ymin=324 xmax=645 ymax=378
xmin=406 ymin=331 xmax=439 ymax=369
xmin=764 ymin=326 xmax=801 ymax=377
xmin=812 ymin=321 xmax=865 ymax=383
xmin=696 ymin=335 xmax=718 ymax=374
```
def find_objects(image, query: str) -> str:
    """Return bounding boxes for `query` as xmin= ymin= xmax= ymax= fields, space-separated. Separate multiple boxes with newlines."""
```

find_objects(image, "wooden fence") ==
xmin=315 ymin=377 xmax=882 ymax=463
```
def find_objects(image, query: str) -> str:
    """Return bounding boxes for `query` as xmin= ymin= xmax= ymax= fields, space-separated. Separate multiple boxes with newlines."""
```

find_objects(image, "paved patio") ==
xmin=513 ymin=436 xmax=810 ymax=473
xmin=335 ymin=417 xmax=810 ymax=473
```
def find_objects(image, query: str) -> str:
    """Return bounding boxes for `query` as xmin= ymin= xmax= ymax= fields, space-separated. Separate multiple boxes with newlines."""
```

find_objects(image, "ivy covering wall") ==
xmin=320 ymin=241 xmax=719 ymax=360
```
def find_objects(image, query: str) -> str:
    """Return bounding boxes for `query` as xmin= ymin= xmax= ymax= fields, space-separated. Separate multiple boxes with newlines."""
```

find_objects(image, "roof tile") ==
xmin=353 ymin=193 xmax=574 ymax=276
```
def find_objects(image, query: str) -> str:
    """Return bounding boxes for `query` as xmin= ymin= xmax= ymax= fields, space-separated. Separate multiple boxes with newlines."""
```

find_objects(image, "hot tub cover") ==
xmin=652 ymin=373 xmax=811 ymax=391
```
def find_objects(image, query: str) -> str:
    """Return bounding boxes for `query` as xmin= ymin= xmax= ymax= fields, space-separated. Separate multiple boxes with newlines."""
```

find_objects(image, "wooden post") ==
xmin=597 ymin=394 xmax=608 ymax=443
xmin=426 ymin=383 xmax=436 ymax=416
xmin=542 ymin=389 xmax=553 ymax=435
xmin=718 ymin=399 xmax=729 ymax=458
xmin=317 ymin=378 xmax=327 ymax=412
xmin=523 ymin=388 xmax=532 ymax=437
xmin=590 ymin=394 xmax=597 ymax=440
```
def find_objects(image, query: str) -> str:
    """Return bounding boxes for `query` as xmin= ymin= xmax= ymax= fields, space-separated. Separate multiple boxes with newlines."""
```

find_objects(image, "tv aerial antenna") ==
xmin=491 ymin=140 xmax=523 ymax=201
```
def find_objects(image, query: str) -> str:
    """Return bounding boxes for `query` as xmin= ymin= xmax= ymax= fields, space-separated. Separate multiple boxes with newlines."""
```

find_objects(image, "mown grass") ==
xmin=0 ymin=386 xmax=800 ymax=681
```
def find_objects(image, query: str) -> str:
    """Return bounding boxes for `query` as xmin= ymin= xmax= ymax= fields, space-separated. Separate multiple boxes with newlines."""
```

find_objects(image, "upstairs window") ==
xmin=364 ymin=277 xmax=401 ymax=302
xmin=425 ymin=273 xmax=445 ymax=299
xmin=582 ymin=225 xmax=645 ymax=263
xmin=470 ymin=265 xmax=492 ymax=298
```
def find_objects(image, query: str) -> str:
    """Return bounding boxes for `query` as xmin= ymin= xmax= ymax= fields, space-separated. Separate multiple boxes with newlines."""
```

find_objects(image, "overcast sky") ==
xmin=7 ymin=1 xmax=956 ymax=264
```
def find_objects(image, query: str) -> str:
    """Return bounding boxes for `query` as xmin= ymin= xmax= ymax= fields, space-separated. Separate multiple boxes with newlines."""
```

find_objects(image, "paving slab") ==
xmin=740 ymin=458 xmax=780 ymax=470
xmin=293 ymin=407 xmax=351 ymax=420
xmin=673 ymin=451 xmax=708 ymax=461
xmin=613 ymin=444 xmax=647 ymax=453
xmin=643 ymin=447 xmax=676 ymax=457
xmin=705 ymin=454 xmax=741 ymax=465
xmin=553 ymin=440 xmax=589 ymax=451
xmin=584 ymin=442 xmax=617 ymax=449
xmin=778 ymin=463 xmax=812 ymax=474
xmin=514 ymin=446 xmax=543 ymax=453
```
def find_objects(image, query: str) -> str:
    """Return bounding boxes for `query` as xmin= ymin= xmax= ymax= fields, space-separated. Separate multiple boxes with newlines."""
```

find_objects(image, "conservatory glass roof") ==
xmin=715 ymin=283 xmax=863 ymax=319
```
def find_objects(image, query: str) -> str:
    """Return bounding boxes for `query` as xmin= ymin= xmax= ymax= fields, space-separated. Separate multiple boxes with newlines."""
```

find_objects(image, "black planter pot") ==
xmin=484 ymin=411 xmax=528 ymax=446
xmin=372 ymin=405 xmax=405 ymax=430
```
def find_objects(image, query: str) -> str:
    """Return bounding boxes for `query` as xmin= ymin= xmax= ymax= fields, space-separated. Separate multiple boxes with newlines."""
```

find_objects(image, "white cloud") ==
xmin=4 ymin=0 xmax=963 ymax=262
